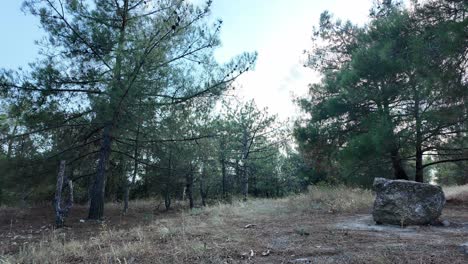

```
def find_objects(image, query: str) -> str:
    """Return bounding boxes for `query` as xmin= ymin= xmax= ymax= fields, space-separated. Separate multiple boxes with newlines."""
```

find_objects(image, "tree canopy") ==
xmin=294 ymin=0 xmax=468 ymax=186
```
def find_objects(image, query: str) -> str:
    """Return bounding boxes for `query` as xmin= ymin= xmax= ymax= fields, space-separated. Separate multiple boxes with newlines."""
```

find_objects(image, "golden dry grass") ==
xmin=1 ymin=185 xmax=467 ymax=264
xmin=1 ymin=186 xmax=374 ymax=264
xmin=443 ymin=184 xmax=468 ymax=204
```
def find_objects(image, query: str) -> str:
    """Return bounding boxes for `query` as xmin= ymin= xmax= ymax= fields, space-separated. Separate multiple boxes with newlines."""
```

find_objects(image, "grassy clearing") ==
xmin=4 ymin=186 xmax=468 ymax=264
xmin=2 ymin=185 xmax=467 ymax=263
xmin=1 ymin=185 xmax=374 ymax=263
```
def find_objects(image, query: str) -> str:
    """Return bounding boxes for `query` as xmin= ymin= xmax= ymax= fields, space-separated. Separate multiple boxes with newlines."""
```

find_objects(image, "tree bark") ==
xmin=220 ymin=138 xmax=227 ymax=198
xmin=164 ymin=186 xmax=171 ymax=211
xmin=241 ymin=127 xmax=249 ymax=201
xmin=164 ymin=150 xmax=172 ymax=211
xmin=123 ymin=117 xmax=140 ymax=213
xmin=6 ymin=123 xmax=17 ymax=159
xmin=381 ymin=101 xmax=409 ymax=181
xmin=199 ymin=164 xmax=208 ymax=207
xmin=241 ymin=164 xmax=249 ymax=201
xmin=54 ymin=160 xmax=73 ymax=227
xmin=252 ymin=174 xmax=258 ymax=197
xmin=414 ymin=93 xmax=424 ymax=182
xmin=186 ymin=166 xmax=194 ymax=209
xmin=221 ymin=158 xmax=227 ymax=197
xmin=391 ymin=148 xmax=409 ymax=180
xmin=88 ymin=124 xmax=112 ymax=220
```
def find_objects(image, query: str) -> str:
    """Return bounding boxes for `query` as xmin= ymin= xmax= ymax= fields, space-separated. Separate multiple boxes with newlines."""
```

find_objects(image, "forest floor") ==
xmin=1 ymin=185 xmax=467 ymax=264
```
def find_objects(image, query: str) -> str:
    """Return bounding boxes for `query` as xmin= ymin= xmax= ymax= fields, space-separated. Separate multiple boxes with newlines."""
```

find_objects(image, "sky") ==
xmin=0 ymin=0 xmax=374 ymax=120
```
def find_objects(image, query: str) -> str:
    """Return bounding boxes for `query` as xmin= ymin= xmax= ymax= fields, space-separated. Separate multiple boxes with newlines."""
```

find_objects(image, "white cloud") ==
xmin=206 ymin=0 xmax=374 ymax=120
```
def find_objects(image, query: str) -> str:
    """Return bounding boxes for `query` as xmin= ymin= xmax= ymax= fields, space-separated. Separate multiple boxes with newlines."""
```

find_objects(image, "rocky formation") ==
xmin=372 ymin=178 xmax=445 ymax=226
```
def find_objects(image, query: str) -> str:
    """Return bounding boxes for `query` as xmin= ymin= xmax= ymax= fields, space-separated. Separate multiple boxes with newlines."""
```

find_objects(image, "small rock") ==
xmin=240 ymin=250 xmax=255 ymax=259
xmin=460 ymin=242 xmax=468 ymax=255
xmin=261 ymin=249 xmax=271 ymax=256
xmin=442 ymin=220 xmax=450 ymax=227
xmin=290 ymin=258 xmax=312 ymax=263
xmin=79 ymin=219 xmax=86 ymax=223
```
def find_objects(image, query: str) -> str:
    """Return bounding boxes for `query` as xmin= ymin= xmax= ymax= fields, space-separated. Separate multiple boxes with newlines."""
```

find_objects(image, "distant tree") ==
xmin=219 ymin=99 xmax=286 ymax=200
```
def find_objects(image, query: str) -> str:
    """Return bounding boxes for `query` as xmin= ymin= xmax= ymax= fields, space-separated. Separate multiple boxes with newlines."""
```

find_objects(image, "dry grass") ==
xmin=1 ymin=185 xmax=467 ymax=264
xmin=443 ymin=184 xmax=468 ymax=204
xmin=287 ymin=185 xmax=374 ymax=214
xmin=204 ymin=185 xmax=374 ymax=219
xmin=1 ymin=185 xmax=375 ymax=264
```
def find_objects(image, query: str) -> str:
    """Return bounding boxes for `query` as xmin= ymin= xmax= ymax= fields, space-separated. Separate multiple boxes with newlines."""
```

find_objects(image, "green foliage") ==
xmin=295 ymin=0 xmax=468 ymax=186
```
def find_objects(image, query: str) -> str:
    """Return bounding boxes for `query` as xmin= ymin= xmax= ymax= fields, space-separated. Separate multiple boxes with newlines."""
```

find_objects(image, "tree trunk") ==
xmin=241 ymin=164 xmax=249 ymax=201
xmin=414 ymin=94 xmax=424 ymax=183
xmin=123 ymin=182 xmax=130 ymax=213
xmin=88 ymin=125 xmax=112 ymax=220
xmin=123 ymin=117 xmax=140 ymax=213
xmin=54 ymin=160 xmax=66 ymax=227
xmin=164 ymin=150 xmax=173 ymax=211
xmin=464 ymin=166 xmax=468 ymax=185
xmin=6 ymin=123 xmax=18 ymax=159
xmin=64 ymin=168 xmax=74 ymax=217
xmin=186 ymin=167 xmax=194 ymax=209
xmin=54 ymin=160 xmax=73 ymax=228
xmin=391 ymin=148 xmax=409 ymax=180
xmin=252 ymin=174 xmax=258 ymax=197
xmin=221 ymin=158 xmax=227 ymax=197
xmin=379 ymin=100 xmax=409 ymax=181
xmin=241 ymin=127 xmax=249 ymax=201
xmin=164 ymin=185 xmax=171 ymax=211
xmin=199 ymin=164 xmax=208 ymax=207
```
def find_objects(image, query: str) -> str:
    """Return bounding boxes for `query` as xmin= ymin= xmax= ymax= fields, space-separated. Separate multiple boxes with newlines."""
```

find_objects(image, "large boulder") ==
xmin=372 ymin=178 xmax=445 ymax=226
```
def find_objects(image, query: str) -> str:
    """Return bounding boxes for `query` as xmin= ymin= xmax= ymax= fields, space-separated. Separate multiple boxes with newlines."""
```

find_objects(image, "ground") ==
xmin=0 ymin=186 xmax=467 ymax=263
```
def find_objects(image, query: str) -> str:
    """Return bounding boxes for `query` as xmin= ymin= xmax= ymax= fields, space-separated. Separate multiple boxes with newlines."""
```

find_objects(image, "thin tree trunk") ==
xmin=54 ymin=160 xmax=73 ymax=227
xmin=199 ymin=164 xmax=207 ymax=206
xmin=391 ymin=148 xmax=409 ymax=180
xmin=123 ymin=118 xmax=140 ymax=213
xmin=6 ymin=123 xmax=18 ymax=159
xmin=123 ymin=182 xmax=130 ymax=213
xmin=186 ymin=166 xmax=194 ymax=209
xmin=220 ymin=139 xmax=227 ymax=197
xmin=241 ymin=127 xmax=249 ymax=201
xmin=241 ymin=164 xmax=249 ymax=201
xmin=414 ymin=93 xmax=424 ymax=182
xmin=464 ymin=166 xmax=468 ymax=185
xmin=221 ymin=158 xmax=227 ymax=197
xmin=88 ymin=124 xmax=112 ymax=220
xmin=252 ymin=174 xmax=258 ymax=197
xmin=164 ymin=150 xmax=173 ymax=211
xmin=54 ymin=160 xmax=66 ymax=227
xmin=382 ymin=101 xmax=409 ymax=181
xmin=164 ymin=187 xmax=171 ymax=211
xmin=64 ymin=168 xmax=74 ymax=217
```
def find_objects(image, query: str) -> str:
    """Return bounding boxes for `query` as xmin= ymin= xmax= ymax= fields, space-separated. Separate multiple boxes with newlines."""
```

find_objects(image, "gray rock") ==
xmin=442 ymin=220 xmax=451 ymax=227
xmin=460 ymin=242 xmax=468 ymax=255
xmin=372 ymin=178 xmax=445 ymax=226
xmin=289 ymin=258 xmax=312 ymax=263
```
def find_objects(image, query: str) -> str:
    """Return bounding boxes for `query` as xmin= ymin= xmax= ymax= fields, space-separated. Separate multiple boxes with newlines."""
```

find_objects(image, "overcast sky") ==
xmin=0 ymin=0 xmax=374 ymax=120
